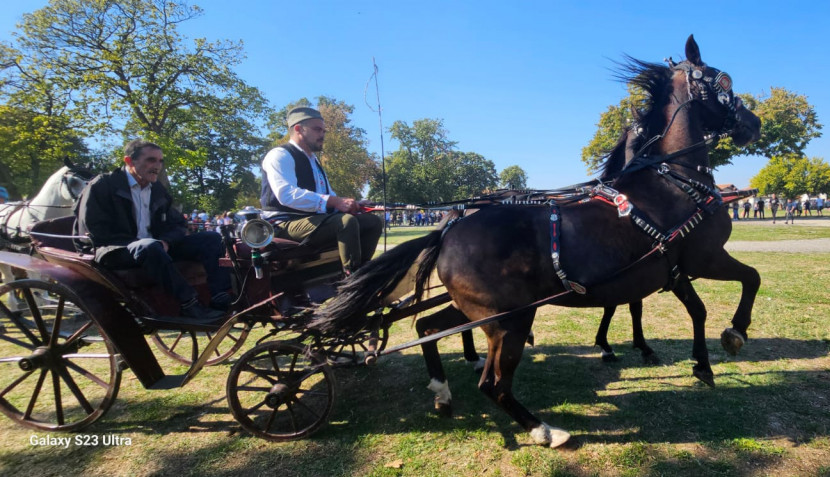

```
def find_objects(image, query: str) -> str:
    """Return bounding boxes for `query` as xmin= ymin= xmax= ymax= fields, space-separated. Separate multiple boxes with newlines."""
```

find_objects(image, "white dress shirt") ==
xmin=126 ymin=172 xmax=153 ymax=239
xmin=261 ymin=140 xmax=335 ymax=217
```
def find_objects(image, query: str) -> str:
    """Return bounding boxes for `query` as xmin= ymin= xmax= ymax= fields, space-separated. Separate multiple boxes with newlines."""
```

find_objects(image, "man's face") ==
xmin=299 ymin=118 xmax=326 ymax=152
xmin=126 ymin=147 xmax=163 ymax=187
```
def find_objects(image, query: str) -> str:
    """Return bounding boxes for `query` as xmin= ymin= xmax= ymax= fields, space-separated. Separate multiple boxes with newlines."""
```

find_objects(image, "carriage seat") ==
xmin=30 ymin=216 xmax=206 ymax=289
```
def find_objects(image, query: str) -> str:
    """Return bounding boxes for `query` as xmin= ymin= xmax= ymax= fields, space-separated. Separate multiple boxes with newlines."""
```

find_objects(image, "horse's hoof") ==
xmin=434 ymin=401 xmax=453 ymax=418
xmin=530 ymin=423 xmax=571 ymax=448
xmin=720 ymin=328 xmax=746 ymax=356
xmin=693 ymin=368 xmax=716 ymax=387
xmin=601 ymin=351 xmax=618 ymax=362
xmin=470 ymin=357 xmax=486 ymax=373
xmin=642 ymin=353 xmax=660 ymax=365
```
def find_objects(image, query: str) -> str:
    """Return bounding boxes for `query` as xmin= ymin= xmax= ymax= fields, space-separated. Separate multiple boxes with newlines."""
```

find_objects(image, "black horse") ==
xmin=313 ymin=35 xmax=762 ymax=448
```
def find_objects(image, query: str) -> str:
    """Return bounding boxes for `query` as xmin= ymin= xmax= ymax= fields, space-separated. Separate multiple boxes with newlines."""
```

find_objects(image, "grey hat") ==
xmin=287 ymin=107 xmax=323 ymax=128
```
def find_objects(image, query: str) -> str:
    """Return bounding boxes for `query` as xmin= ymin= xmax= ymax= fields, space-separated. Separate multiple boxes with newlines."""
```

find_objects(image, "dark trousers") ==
xmin=278 ymin=212 xmax=383 ymax=272
xmin=98 ymin=232 xmax=230 ymax=303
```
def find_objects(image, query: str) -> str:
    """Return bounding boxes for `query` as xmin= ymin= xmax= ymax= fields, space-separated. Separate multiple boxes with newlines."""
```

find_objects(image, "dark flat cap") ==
xmin=287 ymin=107 xmax=323 ymax=128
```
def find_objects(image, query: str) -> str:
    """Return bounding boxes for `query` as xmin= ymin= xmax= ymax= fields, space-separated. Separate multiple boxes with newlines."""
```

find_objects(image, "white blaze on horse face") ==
xmin=530 ymin=422 xmax=571 ymax=448
xmin=427 ymin=378 xmax=452 ymax=405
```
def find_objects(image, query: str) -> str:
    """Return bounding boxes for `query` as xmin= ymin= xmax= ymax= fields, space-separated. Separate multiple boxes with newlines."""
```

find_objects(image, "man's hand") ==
xmin=327 ymin=196 xmax=360 ymax=214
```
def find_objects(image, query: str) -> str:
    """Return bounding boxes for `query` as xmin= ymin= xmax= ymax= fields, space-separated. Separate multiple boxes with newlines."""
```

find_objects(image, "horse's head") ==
xmin=670 ymin=35 xmax=761 ymax=147
xmin=60 ymin=157 xmax=95 ymax=202
xmin=601 ymin=35 xmax=762 ymax=180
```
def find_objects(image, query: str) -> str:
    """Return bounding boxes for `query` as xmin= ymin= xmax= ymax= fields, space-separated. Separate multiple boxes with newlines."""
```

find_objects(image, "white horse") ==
xmin=0 ymin=158 xmax=94 ymax=284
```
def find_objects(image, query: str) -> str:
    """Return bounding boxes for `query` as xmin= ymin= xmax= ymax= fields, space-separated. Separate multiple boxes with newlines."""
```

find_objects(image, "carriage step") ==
xmin=138 ymin=314 xmax=226 ymax=332
xmin=148 ymin=374 xmax=188 ymax=390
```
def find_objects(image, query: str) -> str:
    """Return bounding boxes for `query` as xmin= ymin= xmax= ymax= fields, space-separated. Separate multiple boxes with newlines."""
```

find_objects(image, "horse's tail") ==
xmin=310 ymin=216 xmax=456 ymax=336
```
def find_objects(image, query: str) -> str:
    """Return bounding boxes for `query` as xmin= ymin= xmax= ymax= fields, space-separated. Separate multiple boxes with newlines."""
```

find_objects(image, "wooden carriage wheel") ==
xmin=150 ymin=321 xmax=251 ymax=366
xmin=0 ymin=279 xmax=121 ymax=431
xmin=226 ymin=341 xmax=335 ymax=441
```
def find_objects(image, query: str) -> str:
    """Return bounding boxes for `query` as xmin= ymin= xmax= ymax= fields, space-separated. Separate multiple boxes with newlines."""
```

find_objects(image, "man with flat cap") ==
xmin=260 ymin=106 xmax=383 ymax=275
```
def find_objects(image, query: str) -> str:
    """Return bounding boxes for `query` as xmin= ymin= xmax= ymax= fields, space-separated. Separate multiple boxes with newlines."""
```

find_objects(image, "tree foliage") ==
xmin=0 ymin=105 xmax=88 ymax=199
xmin=1 ymin=0 xmax=270 ymax=206
xmin=499 ymin=165 xmax=528 ymax=190
xmin=582 ymin=85 xmax=822 ymax=173
xmin=369 ymin=118 xmax=497 ymax=204
xmin=750 ymin=155 xmax=830 ymax=198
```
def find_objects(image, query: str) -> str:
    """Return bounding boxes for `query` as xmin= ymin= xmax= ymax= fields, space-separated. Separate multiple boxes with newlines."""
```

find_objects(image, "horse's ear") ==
xmin=630 ymin=105 xmax=643 ymax=122
xmin=63 ymin=156 xmax=74 ymax=169
xmin=685 ymin=34 xmax=702 ymax=66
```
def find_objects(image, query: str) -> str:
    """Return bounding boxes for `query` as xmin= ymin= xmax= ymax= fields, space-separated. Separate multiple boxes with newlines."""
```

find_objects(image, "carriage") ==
xmin=0 ymin=35 xmax=764 ymax=448
xmin=0 ymin=208 xmax=449 ymax=441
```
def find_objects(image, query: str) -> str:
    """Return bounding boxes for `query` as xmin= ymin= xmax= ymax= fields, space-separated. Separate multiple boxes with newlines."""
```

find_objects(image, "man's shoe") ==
xmin=210 ymin=292 xmax=234 ymax=311
xmin=181 ymin=300 xmax=225 ymax=321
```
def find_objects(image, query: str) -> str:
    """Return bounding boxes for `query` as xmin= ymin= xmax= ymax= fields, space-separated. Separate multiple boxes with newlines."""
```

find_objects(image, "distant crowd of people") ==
xmin=187 ymin=210 xmax=235 ymax=233
xmin=384 ymin=210 xmax=446 ymax=228
xmin=731 ymin=194 xmax=825 ymax=224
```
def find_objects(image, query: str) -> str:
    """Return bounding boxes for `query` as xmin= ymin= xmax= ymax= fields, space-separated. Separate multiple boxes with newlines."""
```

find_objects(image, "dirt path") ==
xmin=726 ymin=238 xmax=830 ymax=252
xmin=727 ymin=216 xmax=830 ymax=252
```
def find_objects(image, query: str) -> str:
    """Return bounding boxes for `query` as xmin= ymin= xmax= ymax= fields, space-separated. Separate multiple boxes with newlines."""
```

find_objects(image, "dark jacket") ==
xmin=74 ymin=167 xmax=186 ymax=260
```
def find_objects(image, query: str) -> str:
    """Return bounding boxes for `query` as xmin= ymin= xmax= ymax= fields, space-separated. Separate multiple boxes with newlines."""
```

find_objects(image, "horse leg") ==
xmin=478 ymin=311 xmax=570 ymax=448
xmin=415 ymin=305 xmax=472 ymax=417
xmin=671 ymin=278 xmax=714 ymax=387
xmin=629 ymin=300 xmax=658 ymax=364
xmin=691 ymin=252 xmax=760 ymax=356
xmin=594 ymin=306 xmax=618 ymax=361
xmin=460 ymin=330 xmax=485 ymax=372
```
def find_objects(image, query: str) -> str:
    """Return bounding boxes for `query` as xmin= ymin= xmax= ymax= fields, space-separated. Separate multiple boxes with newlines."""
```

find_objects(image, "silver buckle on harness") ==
xmin=658 ymin=163 xmax=670 ymax=175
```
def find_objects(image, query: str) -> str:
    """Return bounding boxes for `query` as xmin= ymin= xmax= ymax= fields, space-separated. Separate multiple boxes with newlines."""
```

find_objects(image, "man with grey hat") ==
xmin=260 ymin=106 xmax=382 ymax=274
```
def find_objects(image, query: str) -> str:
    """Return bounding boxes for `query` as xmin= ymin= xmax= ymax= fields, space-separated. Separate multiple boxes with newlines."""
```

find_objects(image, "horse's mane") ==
xmin=598 ymin=56 xmax=674 ymax=179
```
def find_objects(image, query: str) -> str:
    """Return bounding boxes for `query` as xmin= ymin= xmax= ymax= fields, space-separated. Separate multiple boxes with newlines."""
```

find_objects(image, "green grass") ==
xmin=0 ymin=229 xmax=828 ymax=476
xmin=728 ymin=222 xmax=830 ymax=241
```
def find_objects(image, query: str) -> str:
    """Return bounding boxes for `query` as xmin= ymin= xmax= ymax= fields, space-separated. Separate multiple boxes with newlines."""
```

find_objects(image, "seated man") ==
xmin=74 ymin=139 xmax=231 ymax=321
xmin=260 ymin=106 xmax=382 ymax=275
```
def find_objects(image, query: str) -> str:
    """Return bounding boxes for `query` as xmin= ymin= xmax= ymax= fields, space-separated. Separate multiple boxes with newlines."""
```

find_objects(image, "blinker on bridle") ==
xmin=665 ymin=57 xmax=741 ymax=132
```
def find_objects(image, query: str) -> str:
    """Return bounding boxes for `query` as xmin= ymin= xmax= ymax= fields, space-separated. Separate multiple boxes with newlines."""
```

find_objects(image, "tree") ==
xmin=369 ymin=118 xmax=496 ymax=203
xmin=499 ymin=165 xmax=528 ymax=190
xmin=582 ymin=86 xmax=822 ymax=173
xmin=449 ymin=152 xmax=498 ymax=199
xmin=0 ymin=104 xmax=89 ymax=199
xmin=581 ymin=84 xmax=648 ymax=173
xmin=750 ymin=155 xmax=830 ymax=198
xmin=267 ymin=97 xmax=378 ymax=200
xmin=3 ymin=0 xmax=270 ymax=196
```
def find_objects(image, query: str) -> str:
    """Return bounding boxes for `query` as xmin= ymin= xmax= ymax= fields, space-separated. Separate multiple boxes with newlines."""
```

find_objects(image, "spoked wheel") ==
xmin=151 ymin=321 xmax=251 ymax=366
xmin=321 ymin=326 xmax=390 ymax=366
xmin=227 ymin=341 xmax=335 ymax=441
xmin=0 ymin=279 xmax=121 ymax=431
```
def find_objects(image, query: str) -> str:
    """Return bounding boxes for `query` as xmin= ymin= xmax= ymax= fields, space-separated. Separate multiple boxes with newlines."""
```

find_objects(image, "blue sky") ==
xmin=2 ymin=1 xmax=828 ymax=189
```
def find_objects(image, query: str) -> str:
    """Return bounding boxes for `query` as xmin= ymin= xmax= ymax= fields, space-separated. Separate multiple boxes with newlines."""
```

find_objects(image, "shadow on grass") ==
xmin=0 ymin=337 xmax=826 ymax=476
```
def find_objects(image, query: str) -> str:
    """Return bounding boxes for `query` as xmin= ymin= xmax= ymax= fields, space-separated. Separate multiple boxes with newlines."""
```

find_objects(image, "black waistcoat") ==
xmin=260 ymin=143 xmax=329 ymax=214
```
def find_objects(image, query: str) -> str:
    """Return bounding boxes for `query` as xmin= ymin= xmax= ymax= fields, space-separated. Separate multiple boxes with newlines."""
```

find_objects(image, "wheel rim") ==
xmin=226 ymin=341 xmax=334 ymax=441
xmin=0 ymin=279 xmax=121 ymax=431
xmin=151 ymin=321 xmax=251 ymax=366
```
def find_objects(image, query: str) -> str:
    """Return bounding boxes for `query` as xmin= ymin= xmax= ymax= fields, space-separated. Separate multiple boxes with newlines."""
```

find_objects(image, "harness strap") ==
xmin=549 ymin=202 xmax=586 ymax=294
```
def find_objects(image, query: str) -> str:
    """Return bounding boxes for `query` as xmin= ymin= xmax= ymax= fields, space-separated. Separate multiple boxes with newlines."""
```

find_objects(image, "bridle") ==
xmin=668 ymin=58 xmax=743 ymax=138
xmin=61 ymin=168 xmax=94 ymax=201
xmin=618 ymin=59 xmax=745 ymax=183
